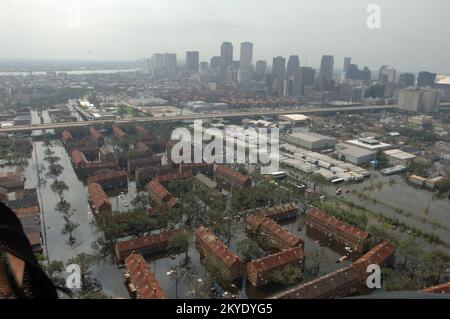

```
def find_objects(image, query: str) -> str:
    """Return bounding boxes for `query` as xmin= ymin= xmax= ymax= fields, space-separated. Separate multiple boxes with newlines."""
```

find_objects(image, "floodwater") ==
xmin=4 ymin=112 xmax=361 ymax=299
xmin=321 ymin=172 xmax=450 ymax=245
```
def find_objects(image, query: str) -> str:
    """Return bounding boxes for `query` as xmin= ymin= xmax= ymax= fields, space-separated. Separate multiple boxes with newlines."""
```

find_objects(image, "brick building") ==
xmin=306 ymin=209 xmax=370 ymax=253
xmin=155 ymin=171 xmax=192 ymax=186
xmin=88 ymin=182 xmax=111 ymax=216
xmin=271 ymin=267 xmax=359 ymax=299
xmin=135 ymin=165 xmax=174 ymax=188
xmin=87 ymin=170 xmax=128 ymax=190
xmin=113 ymin=126 xmax=127 ymax=140
xmin=422 ymin=282 xmax=450 ymax=294
xmin=179 ymin=163 xmax=214 ymax=176
xmin=351 ymin=241 xmax=396 ymax=284
xmin=215 ymin=165 xmax=252 ymax=190
xmin=115 ymin=229 xmax=181 ymax=263
xmin=127 ymin=156 xmax=161 ymax=175
xmin=147 ymin=179 xmax=178 ymax=208
xmin=195 ymin=227 xmax=244 ymax=281
xmin=89 ymin=127 xmax=104 ymax=147
xmin=245 ymin=214 xmax=304 ymax=250
xmin=247 ymin=247 xmax=305 ymax=287
xmin=123 ymin=253 xmax=166 ymax=299
xmin=61 ymin=130 xmax=73 ymax=151
xmin=257 ymin=202 xmax=299 ymax=221
xmin=71 ymin=149 xmax=87 ymax=169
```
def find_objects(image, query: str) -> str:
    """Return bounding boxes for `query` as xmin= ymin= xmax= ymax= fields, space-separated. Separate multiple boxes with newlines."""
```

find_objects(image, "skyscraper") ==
xmin=220 ymin=42 xmax=233 ymax=77
xmin=240 ymin=42 xmax=253 ymax=68
xmin=210 ymin=56 xmax=221 ymax=69
xmin=378 ymin=65 xmax=396 ymax=84
xmin=399 ymin=73 xmax=416 ymax=87
xmin=417 ymin=71 xmax=437 ymax=87
xmin=286 ymin=55 xmax=300 ymax=78
xmin=272 ymin=56 xmax=286 ymax=79
xmin=294 ymin=67 xmax=315 ymax=95
xmin=343 ymin=57 xmax=352 ymax=79
xmin=186 ymin=51 xmax=199 ymax=72
xmin=319 ymin=55 xmax=334 ymax=90
xmin=255 ymin=60 xmax=267 ymax=81
xmin=164 ymin=53 xmax=177 ymax=69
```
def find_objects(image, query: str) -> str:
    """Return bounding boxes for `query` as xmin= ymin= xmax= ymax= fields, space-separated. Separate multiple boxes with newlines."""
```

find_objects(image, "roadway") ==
xmin=0 ymin=104 xmax=396 ymax=133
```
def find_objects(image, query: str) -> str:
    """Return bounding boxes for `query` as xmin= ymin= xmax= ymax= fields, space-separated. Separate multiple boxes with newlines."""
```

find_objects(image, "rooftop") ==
xmin=308 ymin=209 xmax=370 ymax=240
xmin=248 ymin=247 xmax=304 ymax=273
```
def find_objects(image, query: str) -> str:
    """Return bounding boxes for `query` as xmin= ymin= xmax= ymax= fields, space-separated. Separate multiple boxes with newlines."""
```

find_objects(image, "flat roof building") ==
xmin=335 ymin=143 xmax=376 ymax=165
xmin=281 ymin=132 xmax=337 ymax=151
xmin=346 ymin=138 xmax=392 ymax=151
xmin=384 ymin=149 xmax=417 ymax=167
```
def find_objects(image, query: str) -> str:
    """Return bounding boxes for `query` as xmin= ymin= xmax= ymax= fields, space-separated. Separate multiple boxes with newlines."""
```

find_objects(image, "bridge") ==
xmin=0 ymin=105 xmax=396 ymax=133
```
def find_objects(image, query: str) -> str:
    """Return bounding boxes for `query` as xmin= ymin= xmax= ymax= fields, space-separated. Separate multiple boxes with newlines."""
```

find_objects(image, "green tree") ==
xmin=271 ymin=264 xmax=303 ymax=286
xmin=236 ymin=238 xmax=264 ymax=262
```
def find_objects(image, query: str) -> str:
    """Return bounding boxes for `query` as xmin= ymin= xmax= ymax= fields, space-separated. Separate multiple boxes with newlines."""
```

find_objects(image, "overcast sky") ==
xmin=1 ymin=0 xmax=449 ymax=73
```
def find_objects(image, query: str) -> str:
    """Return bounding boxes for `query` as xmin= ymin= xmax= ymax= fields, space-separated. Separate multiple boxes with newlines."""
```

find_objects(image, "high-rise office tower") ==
xmin=186 ymin=51 xmax=199 ymax=72
xmin=255 ymin=60 xmax=267 ymax=81
xmin=200 ymin=62 xmax=209 ymax=73
xmin=343 ymin=57 xmax=351 ymax=79
xmin=240 ymin=42 xmax=253 ymax=68
xmin=378 ymin=65 xmax=396 ymax=84
xmin=220 ymin=42 xmax=233 ymax=76
xmin=286 ymin=55 xmax=300 ymax=78
xmin=164 ymin=53 xmax=177 ymax=69
xmin=399 ymin=73 xmax=416 ymax=87
xmin=272 ymin=56 xmax=286 ymax=79
xmin=294 ymin=67 xmax=316 ymax=95
xmin=417 ymin=71 xmax=437 ymax=87
xmin=319 ymin=55 xmax=334 ymax=82
xmin=360 ymin=66 xmax=372 ymax=82
xmin=210 ymin=56 xmax=221 ymax=69
xmin=151 ymin=53 xmax=165 ymax=70
xmin=319 ymin=55 xmax=334 ymax=90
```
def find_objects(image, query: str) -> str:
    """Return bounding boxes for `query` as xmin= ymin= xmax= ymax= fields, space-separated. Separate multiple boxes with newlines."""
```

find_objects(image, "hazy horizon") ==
xmin=1 ymin=0 xmax=449 ymax=73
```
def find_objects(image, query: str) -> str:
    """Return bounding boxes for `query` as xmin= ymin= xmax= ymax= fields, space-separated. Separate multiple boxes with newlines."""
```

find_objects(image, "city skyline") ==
xmin=1 ymin=0 xmax=450 ymax=73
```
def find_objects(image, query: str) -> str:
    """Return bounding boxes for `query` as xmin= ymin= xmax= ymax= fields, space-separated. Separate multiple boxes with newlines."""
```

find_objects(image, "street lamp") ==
xmin=166 ymin=269 xmax=179 ymax=299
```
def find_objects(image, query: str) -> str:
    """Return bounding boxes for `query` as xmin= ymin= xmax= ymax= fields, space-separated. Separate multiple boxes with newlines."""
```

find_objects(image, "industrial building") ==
xmin=281 ymin=131 xmax=337 ymax=151
xmin=346 ymin=138 xmax=392 ymax=151
xmin=335 ymin=143 xmax=376 ymax=165
xmin=383 ymin=149 xmax=417 ymax=166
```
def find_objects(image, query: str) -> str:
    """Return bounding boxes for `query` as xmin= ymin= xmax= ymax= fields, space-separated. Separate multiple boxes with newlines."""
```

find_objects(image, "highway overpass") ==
xmin=0 ymin=105 xmax=396 ymax=133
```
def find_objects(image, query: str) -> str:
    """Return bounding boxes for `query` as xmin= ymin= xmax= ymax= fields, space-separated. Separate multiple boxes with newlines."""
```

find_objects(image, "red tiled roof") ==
xmin=422 ymin=282 xmax=450 ymax=294
xmin=308 ymin=209 xmax=370 ymax=240
xmin=113 ymin=127 xmax=126 ymax=139
xmin=155 ymin=171 xmax=192 ymax=183
xmin=13 ymin=205 xmax=40 ymax=217
xmin=248 ymin=247 xmax=304 ymax=273
xmin=246 ymin=214 xmax=304 ymax=248
xmin=352 ymin=241 xmax=396 ymax=272
xmin=90 ymin=127 xmax=103 ymax=140
xmin=124 ymin=253 xmax=166 ymax=299
xmin=148 ymin=179 xmax=170 ymax=200
xmin=195 ymin=227 xmax=243 ymax=268
xmin=88 ymin=182 xmax=111 ymax=211
xmin=179 ymin=162 xmax=214 ymax=172
xmin=62 ymin=130 xmax=73 ymax=142
xmin=115 ymin=229 xmax=180 ymax=259
xmin=257 ymin=203 xmax=298 ymax=218
xmin=71 ymin=149 xmax=86 ymax=166
xmin=136 ymin=124 xmax=150 ymax=136
xmin=87 ymin=170 xmax=127 ymax=184
xmin=216 ymin=165 xmax=251 ymax=184
xmin=272 ymin=266 xmax=359 ymax=299
xmin=136 ymin=142 xmax=150 ymax=153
